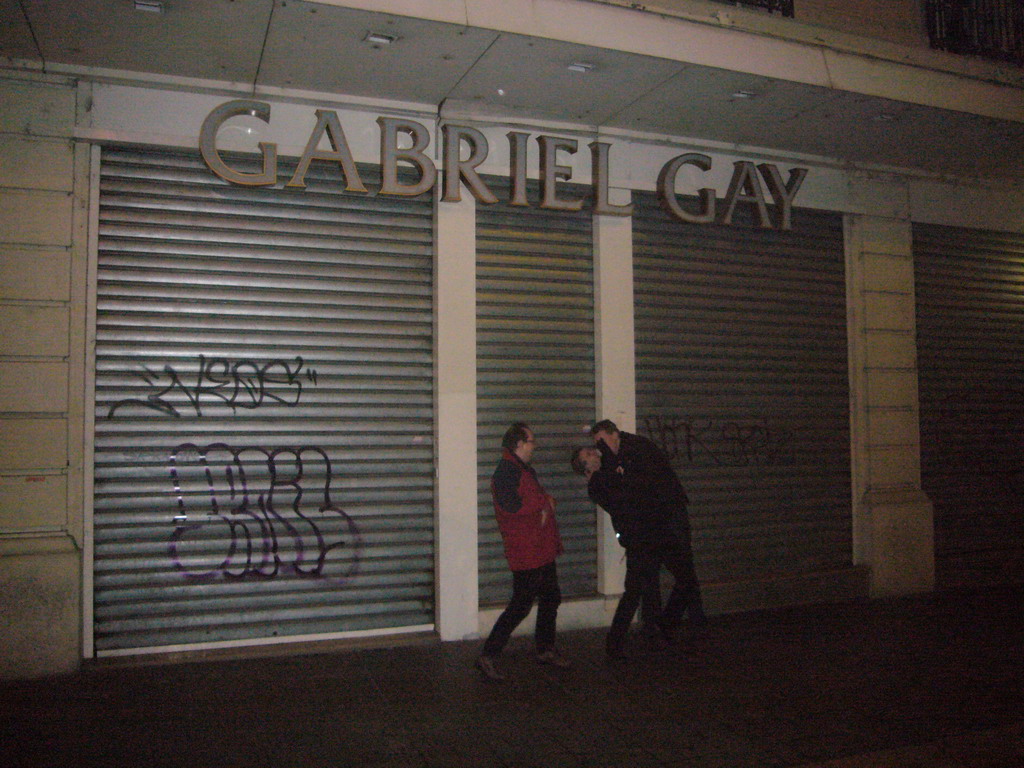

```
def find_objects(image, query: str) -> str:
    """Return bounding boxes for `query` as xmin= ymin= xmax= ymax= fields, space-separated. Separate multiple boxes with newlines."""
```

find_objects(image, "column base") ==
xmin=861 ymin=488 xmax=935 ymax=598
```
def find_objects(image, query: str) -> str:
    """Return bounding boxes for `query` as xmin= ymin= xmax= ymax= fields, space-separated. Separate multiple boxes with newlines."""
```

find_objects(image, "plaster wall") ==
xmin=592 ymin=0 xmax=927 ymax=49
xmin=796 ymin=0 xmax=927 ymax=48
xmin=463 ymin=0 xmax=1024 ymax=108
xmin=0 ymin=72 xmax=88 ymax=678
xmin=3 ymin=67 xmax=1023 ymax=672
xmin=908 ymin=179 xmax=1024 ymax=233
xmin=844 ymin=198 xmax=936 ymax=597
xmin=434 ymin=194 xmax=480 ymax=641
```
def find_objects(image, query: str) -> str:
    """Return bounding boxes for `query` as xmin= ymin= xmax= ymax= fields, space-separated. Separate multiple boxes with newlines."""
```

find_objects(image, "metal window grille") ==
xmin=925 ymin=0 xmax=1024 ymax=66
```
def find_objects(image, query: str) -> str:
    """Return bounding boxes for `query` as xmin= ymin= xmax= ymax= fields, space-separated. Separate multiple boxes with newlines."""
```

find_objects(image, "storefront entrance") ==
xmin=92 ymin=147 xmax=436 ymax=652
xmin=633 ymin=196 xmax=853 ymax=588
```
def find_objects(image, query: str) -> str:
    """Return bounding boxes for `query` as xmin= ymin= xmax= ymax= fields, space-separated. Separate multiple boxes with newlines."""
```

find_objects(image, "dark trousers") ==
xmin=608 ymin=548 xmax=662 ymax=652
xmin=483 ymin=561 xmax=561 ymax=656
xmin=607 ymin=530 xmax=703 ymax=651
xmin=658 ymin=533 xmax=704 ymax=634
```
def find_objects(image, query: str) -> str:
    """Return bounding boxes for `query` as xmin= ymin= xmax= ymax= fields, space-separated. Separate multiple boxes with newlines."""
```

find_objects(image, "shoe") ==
xmin=642 ymin=632 xmax=669 ymax=652
xmin=655 ymin=618 xmax=679 ymax=645
xmin=602 ymin=651 xmax=626 ymax=667
xmin=605 ymin=640 xmax=628 ymax=663
xmin=687 ymin=601 xmax=709 ymax=631
xmin=536 ymin=647 xmax=571 ymax=668
xmin=674 ymin=640 xmax=700 ymax=659
xmin=474 ymin=654 xmax=506 ymax=681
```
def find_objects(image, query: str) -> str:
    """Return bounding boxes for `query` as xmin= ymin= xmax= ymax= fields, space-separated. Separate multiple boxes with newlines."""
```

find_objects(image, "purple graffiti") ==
xmin=167 ymin=442 xmax=361 ymax=582
xmin=108 ymin=354 xmax=316 ymax=418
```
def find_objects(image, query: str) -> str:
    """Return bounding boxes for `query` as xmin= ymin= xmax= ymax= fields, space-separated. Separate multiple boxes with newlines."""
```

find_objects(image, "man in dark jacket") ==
xmin=571 ymin=443 xmax=666 ymax=660
xmin=590 ymin=419 xmax=706 ymax=654
xmin=475 ymin=422 xmax=569 ymax=680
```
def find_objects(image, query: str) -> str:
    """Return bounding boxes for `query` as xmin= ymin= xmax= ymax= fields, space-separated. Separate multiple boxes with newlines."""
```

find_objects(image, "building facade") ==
xmin=2 ymin=0 xmax=1023 ymax=677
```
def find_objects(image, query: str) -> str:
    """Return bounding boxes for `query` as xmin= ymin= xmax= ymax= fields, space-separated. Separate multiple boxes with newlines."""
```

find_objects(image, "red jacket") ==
xmin=491 ymin=449 xmax=563 ymax=571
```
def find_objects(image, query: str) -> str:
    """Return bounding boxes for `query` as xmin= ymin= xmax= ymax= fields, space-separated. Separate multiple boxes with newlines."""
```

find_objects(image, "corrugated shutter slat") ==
xmin=633 ymin=194 xmax=852 ymax=584
xmin=94 ymin=148 xmax=435 ymax=652
xmin=476 ymin=183 xmax=597 ymax=604
xmin=914 ymin=223 xmax=1024 ymax=588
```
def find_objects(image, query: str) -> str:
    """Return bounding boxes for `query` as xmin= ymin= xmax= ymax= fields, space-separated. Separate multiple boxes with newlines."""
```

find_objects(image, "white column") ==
xmin=592 ymin=196 xmax=635 ymax=596
xmin=434 ymin=193 xmax=480 ymax=640
xmin=845 ymin=206 xmax=935 ymax=597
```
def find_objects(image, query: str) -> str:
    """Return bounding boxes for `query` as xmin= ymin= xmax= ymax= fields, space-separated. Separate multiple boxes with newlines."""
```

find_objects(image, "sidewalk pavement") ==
xmin=2 ymin=584 xmax=1023 ymax=768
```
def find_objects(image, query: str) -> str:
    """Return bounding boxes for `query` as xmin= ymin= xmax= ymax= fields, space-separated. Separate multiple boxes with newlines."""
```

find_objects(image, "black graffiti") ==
xmin=167 ymin=443 xmax=361 ymax=582
xmin=641 ymin=414 xmax=793 ymax=467
xmin=108 ymin=354 xmax=317 ymax=418
xmin=643 ymin=414 xmax=714 ymax=464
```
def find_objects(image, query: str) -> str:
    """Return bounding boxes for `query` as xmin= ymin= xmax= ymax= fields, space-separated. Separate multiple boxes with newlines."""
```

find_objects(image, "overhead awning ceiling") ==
xmin=3 ymin=0 xmax=1023 ymax=181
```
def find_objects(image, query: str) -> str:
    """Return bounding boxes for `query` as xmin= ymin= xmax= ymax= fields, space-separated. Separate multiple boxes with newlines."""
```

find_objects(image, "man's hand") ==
xmin=540 ymin=495 xmax=556 ymax=526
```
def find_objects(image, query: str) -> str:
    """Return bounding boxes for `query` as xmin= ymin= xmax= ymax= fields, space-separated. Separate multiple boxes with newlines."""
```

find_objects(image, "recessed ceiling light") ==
xmin=568 ymin=62 xmax=594 ymax=73
xmin=134 ymin=0 xmax=164 ymax=12
xmin=497 ymin=88 xmax=506 ymax=96
xmin=364 ymin=32 xmax=397 ymax=46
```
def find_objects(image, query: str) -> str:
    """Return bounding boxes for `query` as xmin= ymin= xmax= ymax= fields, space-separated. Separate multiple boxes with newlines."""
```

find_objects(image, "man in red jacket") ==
xmin=475 ymin=422 xmax=569 ymax=680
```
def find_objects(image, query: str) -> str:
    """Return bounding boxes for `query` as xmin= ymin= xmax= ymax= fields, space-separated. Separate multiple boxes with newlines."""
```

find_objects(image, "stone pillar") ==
xmin=0 ymin=73 xmax=87 ymax=678
xmin=845 ymin=211 xmax=935 ymax=597
xmin=592 ymin=196 xmax=634 ymax=597
xmin=434 ymin=193 xmax=480 ymax=640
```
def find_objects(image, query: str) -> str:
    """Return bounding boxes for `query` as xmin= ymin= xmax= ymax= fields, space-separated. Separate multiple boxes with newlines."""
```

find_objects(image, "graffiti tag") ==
xmin=108 ymin=354 xmax=316 ymax=418
xmin=642 ymin=414 xmax=794 ymax=467
xmin=167 ymin=442 xmax=361 ymax=581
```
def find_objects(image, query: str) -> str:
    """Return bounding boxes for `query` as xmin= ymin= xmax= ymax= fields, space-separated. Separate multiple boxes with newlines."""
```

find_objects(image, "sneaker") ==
xmin=606 ymin=648 xmax=628 ymax=663
xmin=642 ymin=632 xmax=669 ymax=652
xmin=605 ymin=640 xmax=628 ymax=663
xmin=687 ymin=601 xmax=709 ymax=630
xmin=536 ymin=647 xmax=571 ymax=668
xmin=474 ymin=654 xmax=506 ymax=681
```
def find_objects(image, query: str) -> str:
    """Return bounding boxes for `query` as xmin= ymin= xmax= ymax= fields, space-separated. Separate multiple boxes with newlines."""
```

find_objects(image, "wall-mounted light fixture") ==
xmin=134 ymin=0 xmax=165 ymax=13
xmin=567 ymin=62 xmax=594 ymax=73
xmin=731 ymin=90 xmax=757 ymax=99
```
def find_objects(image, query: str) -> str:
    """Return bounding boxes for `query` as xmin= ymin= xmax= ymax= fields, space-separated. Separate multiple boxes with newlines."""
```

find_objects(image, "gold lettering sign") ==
xmin=199 ymin=100 xmax=807 ymax=230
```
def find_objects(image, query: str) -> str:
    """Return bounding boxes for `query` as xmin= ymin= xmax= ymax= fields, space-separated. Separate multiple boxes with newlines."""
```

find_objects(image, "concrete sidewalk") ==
xmin=2 ymin=585 xmax=1023 ymax=768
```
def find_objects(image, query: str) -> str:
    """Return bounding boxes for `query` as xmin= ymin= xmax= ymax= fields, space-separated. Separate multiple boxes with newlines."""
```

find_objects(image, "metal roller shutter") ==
xmin=94 ymin=147 xmax=435 ymax=652
xmin=633 ymin=194 xmax=851 ymax=584
xmin=476 ymin=181 xmax=597 ymax=604
xmin=914 ymin=223 xmax=1024 ymax=589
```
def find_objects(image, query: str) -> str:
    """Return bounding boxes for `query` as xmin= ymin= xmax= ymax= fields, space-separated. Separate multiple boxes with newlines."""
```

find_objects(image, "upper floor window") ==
xmin=925 ymin=0 xmax=1024 ymax=66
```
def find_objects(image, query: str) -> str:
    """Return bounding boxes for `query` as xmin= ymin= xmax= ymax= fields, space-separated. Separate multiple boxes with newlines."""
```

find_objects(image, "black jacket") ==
xmin=603 ymin=431 xmax=689 ymax=510
xmin=587 ymin=444 xmax=672 ymax=550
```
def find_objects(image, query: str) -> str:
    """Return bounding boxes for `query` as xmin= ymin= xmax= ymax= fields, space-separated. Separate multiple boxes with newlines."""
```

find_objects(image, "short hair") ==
xmin=570 ymin=446 xmax=591 ymax=476
xmin=501 ymin=422 xmax=532 ymax=451
xmin=590 ymin=419 xmax=618 ymax=437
